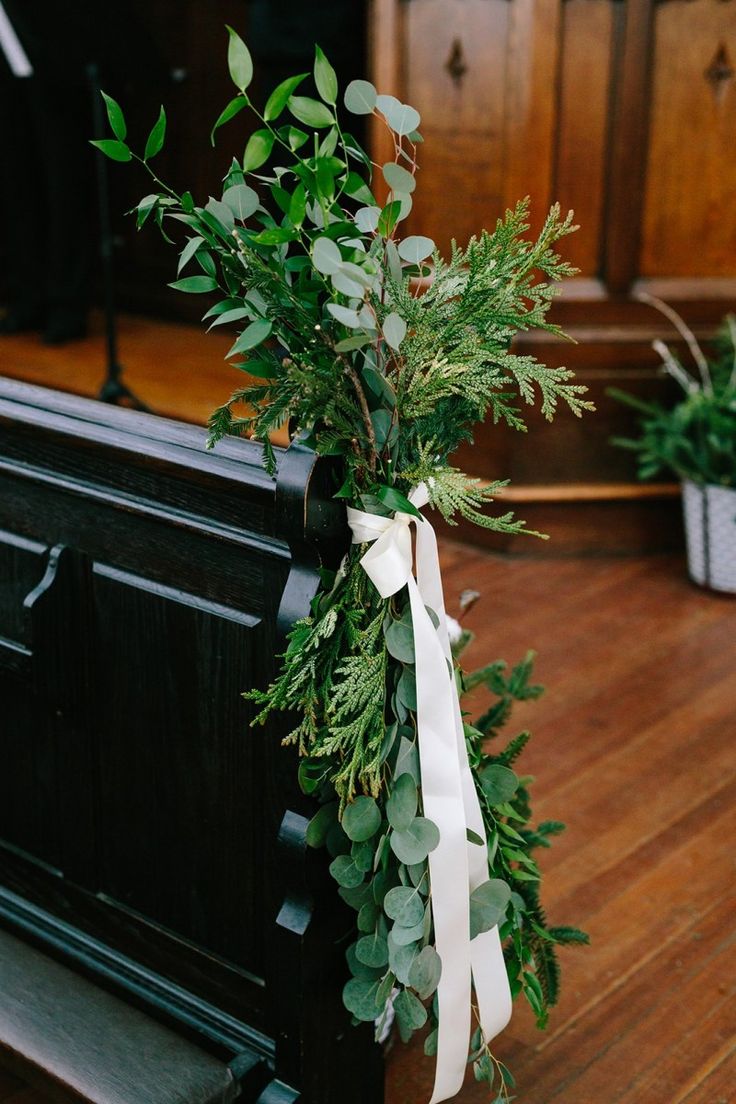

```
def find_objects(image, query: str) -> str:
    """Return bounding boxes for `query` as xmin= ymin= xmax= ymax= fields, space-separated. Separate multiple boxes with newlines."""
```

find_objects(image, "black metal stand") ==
xmin=87 ymin=63 xmax=148 ymax=411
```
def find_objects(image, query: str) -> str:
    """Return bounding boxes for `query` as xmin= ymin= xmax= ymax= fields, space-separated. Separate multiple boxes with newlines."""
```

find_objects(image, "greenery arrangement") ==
xmin=93 ymin=29 xmax=590 ymax=1101
xmin=610 ymin=296 xmax=736 ymax=487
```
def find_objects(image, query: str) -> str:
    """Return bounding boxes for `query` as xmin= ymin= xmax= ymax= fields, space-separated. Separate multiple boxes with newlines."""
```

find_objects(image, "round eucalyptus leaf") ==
xmin=376 ymin=95 xmax=421 ymax=136
xmin=342 ymin=795 xmax=382 ymax=842
xmin=357 ymin=900 xmax=380 ymax=932
xmin=390 ymin=916 xmax=425 ymax=946
xmin=479 ymin=764 xmax=519 ymax=805
xmin=384 ymin=618 xmax=415 ymax=663
xmin=394 ymin=988 xmax=427 ymax=1042
xmin=346 ymin=941 xmax=383 ymax=981
xmin=339 ymin=882 xmax=372 ymax=911
xmin=356 ymin=931 xmax=389 ymax=968
xmin=408 ymin=945 xmax=442 ymax=999
xmin=355 ymin=204 xmax=380 ymax=232
xmin=398 ymin=235 xmax=435 ymax=264
xmin=305 ymin=801 xmax=338 ymax=848
xmin=382 ymin=161 xmax=416 ymax=195
xmin=469 ymin=878 xmax=512 ymax=940
xmin=313 ymin=236 xmax=341 ymax=274
xmin=222 ymin=183 xmax=259 ymax=221
xmin=395 ymin=736 xmax=420 ymax=786
xmin=396 ymin=667 xmax=417 ymax=712
xmin=383 ymin=885 xmax=424 ymax=928
xmin=339 ymin=261 xmax=374 ymax=288
xmin=342 ymin=978 xmax=383 ymax=1021
xmin=344 ymin=79 xmax=378 ymax=114
xmin=390 ymin=817 xmax=440 ymax=865
xmin=329 ymin=854 xmax=364 ymax=889
xmin=351 ymin=837 xmax=375 ymax=873
xmin=386 ymin=773 xmax=418 ymax=832
xmin=388 ymin=935 xmax=420 ymax=985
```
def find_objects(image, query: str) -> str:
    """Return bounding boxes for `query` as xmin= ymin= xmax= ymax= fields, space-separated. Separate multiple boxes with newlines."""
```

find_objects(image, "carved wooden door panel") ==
xmin=370 ymin=0 xmax=736 ymax=545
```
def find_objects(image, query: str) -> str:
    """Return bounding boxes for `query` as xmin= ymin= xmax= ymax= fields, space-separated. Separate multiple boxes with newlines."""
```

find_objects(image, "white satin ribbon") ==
xmin=347 ymin=486 xmax=512 ymax=1103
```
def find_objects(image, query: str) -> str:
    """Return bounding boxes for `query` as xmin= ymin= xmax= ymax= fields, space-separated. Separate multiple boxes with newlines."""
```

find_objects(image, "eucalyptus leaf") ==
xmin=398 ymin=235 xmax=435 ymax=264
xmin=386 ymin=772 xmax=418 ymax=830
xmin=343 ymin=979 xmax=384 ymax=1022
xmin=383 ymin=312 xmax=407 ymax=351
xmin=305 ymin=801 xmax=338 ymax=848
xmin=394 ymin=988 xmax=427 ymax=1041
xmin=331 ymin=269 xmax=366 ymax=298
xmin=327 ymin=303 xmax=362 ymax=328
xmin=346 ymin=941 xmax=383 ymax=981
xmin=329 ymin=854 xmax=364 ymax=889
xmin=395 ymin=737 xmax=420 ymax=786
xmin=352 ymin=838 xmax=375 ymax=873
xmin=344 ymin=79 xmax=377 ymax=115
xmin=356 ymin=931 xmax=389 ymax=968
xmin=480 ymin=764 xmax=519 ymax=805
xmin=388 ymin=936 xmax=420 ymax=985
xmin=205 ymin=197 xmax=234 ymax=232
xmin=408 ymin=945 xmax=442 ymax=999
xmin=390 ymin=817 xmax=440 ymax=865
xmin=377 ymin=96 xmax=421 ymax=136
xmin=390 ymin=916 xmax=425 ymax=946
xmin=396 ymin=667 xmax=417 ymax=712
xmin=313 ymin=237 xmax=342 ymax=274
xmin=354 ymin=206 xmax=381 ymax=234
xmin=384 ymin=619 xmax=415 ymax=664
xmin=382 ymin=162 xmax=416 ymax=195
xmin=384 ymin=884 xmax=424 ymax=927
xmin=223 ymin=183 xmax=259 ymax=220
xmin=357 ymin=901 xmax=379 ymax=932
xmin=469 ymin=879 xmax=512 ymax=939
xmin=342 ymin=795 xmax=381 ymax=842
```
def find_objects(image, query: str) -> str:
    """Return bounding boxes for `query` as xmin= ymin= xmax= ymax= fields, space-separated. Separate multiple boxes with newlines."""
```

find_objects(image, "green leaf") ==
xmin=342 ymin=795 xmax=382 ymax=842
xmin=480 ymin=764 xmax=519 ymax=805
xmin=331 ymin=269 xmax=365 ymax=298
xmin=424 ymin=1029 xmax=438 ymax=1057
xmin=370 ymin=409 xmax=393 ymax=451
xmin=226 ymin=25 xmax=253 ymax=93
xmin=251 ymin=227 xmax=298 ymax=245
xmin=384 ymin=620 xmax=415 ymax=665
xmin=168 ymin=275 xmax=218 ymax=294
xmin=398 ymin=235 xmax=435 ymax=264
xmin=288 ymin=95 xmax=334 ymax=129
xmin=344 ymin=79 xmax=377 ymax=115
xmin=376 ymin=95 xmax=421 ymax=136
xmin=356 ymin=931 xmax=389 ymax=968
xmin=397 ymin=667 xmax=417 ymax=712
xmin=226 ymin=318 xmax=273 ymax=357
xmin=342 ymin=978 xmax=383 ymax=1022
xmin=205 ymin=196 xmax=235 ymax=232
xmin=395 ymin=736 xmax=420 ymax=785
xmin=467 ymin=828 xmax=485 ymax=847
xmin=384 ymin=885 xmax=424 ymax=928
xmin=90 ymin=139 xmax=131 ymax=162
xmin=383 ymin=312 xmax=407 ymax=351
xmin=284 ymin=126 xmax=309 ymax=151
xmin=210 ymin=95 xmax=247 ymax=145
xmin=388 ymin=936 xmax=420 ymax=985
xmin=341 ymin=884 xmax=373 ymax=912
xmin=314 ymin=45 xmax=338 ymax=105
xmin=223 ymin=183 xmax=259 ymax=220
xmin=344 ymin=171 xmax=375 ymax=206
xmin=376 ymin=485 xmax=422 ymax=518
xmin=243 ymin=129 xmax=274 ymax=171
xmin=236 ymin=358 xmax=280 ymax=379
xmin=313 ymin=236 xmax=342 ymax=275
xmin=306 ymin=802 xmax=338 ymax=848
xmin=101 ymin=91 xmax=126 ymax=141
xmin=378 ymin=201 xmax=402 ymax=238
xmin=386 ymin=772 xmax=418 ymax=830
xmin=144 ymin=106 xmax=166 ymax=161
xmin=358 ymin=900 xmax=380 ymax=931
xmin=394 ymin=988 xmax=427 ymax=1041
xmin=382 ymin=161 xmax=416 ymax=195
xmin=391 ymin=917 xmax=425 ymax=946
xmin=326 ymin=303 xmax=362 ymax=328
xmin=354 ymin=206 xmax=381 ymax=234
xmin=408 ymin=945 xmax=442 ymax=999
xmin=264 ymin=73 xmax=308 ymax=121
xmin=469 ymin=879 xmax=512 ymax=939
xmin=390 ymin=817 xmax=440 ymax=865
xmin=335 ymin=334 xmax=372 ymax=353
xmin=329 ymin=854 xmax=364 ymax=889
xmin=288 ymin=183 xmax=307 ymax=227
xmin=177 ymin=236 xmax=205 ymax=275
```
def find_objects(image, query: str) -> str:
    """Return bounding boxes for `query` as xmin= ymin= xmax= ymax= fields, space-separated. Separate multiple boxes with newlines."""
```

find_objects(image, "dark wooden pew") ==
xmin=0 ymin=379 xmax=382 ymax=1104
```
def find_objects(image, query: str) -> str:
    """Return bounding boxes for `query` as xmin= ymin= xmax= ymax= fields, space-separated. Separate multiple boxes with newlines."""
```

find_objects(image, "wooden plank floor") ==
xmin=2 ymin=548 xmax=733 ymax=1103
xmin=387 ymin=545 xmax=736 ymax=1104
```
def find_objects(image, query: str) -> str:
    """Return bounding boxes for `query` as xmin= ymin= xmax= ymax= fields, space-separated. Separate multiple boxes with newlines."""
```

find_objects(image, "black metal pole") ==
xmin=87 ymin=62 xmax=148 ymax=410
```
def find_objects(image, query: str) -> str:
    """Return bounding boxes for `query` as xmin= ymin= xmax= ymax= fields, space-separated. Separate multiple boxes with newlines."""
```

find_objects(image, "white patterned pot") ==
xmin=681 ymin=480 xmax=736 ymax=593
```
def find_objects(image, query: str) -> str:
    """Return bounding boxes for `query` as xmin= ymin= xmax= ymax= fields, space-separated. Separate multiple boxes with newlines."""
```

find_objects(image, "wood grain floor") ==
xmin=387 ymin=546 xmax=736 ymax=1104
xmin=0 ymin=545 xmax=732 ymax=1102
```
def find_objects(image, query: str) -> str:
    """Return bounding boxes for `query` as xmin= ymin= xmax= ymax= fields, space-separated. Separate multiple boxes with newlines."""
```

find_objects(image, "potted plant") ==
xmin=610 ymin=295 xmax=736 ymax=594
xmin=92 ymin=28 xmax=590 ymax=1101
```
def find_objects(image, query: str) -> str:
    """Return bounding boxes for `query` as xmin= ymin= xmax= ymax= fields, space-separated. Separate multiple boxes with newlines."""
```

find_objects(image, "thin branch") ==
xmin=637 ymin=292 xmax=713 ymax=396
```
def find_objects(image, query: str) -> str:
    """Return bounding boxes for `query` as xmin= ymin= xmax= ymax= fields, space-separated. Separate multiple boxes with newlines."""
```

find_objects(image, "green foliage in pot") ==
xmin=92 ymin=29 xmax=590 ymax=1100
xmin=610 ymin=296 xmax=736 ymax=487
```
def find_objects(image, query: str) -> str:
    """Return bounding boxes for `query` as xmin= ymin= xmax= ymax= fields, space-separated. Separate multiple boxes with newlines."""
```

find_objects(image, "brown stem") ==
xmin=343 ymin=361 xmax=377 ymax=474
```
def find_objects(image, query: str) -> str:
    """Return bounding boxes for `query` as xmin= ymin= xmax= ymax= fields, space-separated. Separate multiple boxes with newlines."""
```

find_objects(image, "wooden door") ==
xmin=369 ymin=0 xmax=736 ymax=550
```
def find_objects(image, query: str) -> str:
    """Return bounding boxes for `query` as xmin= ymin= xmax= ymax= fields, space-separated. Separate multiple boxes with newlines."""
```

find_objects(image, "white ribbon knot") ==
xmin=347 ymin=486 xmax=512 ymax=1104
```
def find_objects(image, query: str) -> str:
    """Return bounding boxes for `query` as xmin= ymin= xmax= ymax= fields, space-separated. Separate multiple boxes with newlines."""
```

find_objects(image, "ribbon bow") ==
xmin=347 ymin=486 xmax=512 ymax=1104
